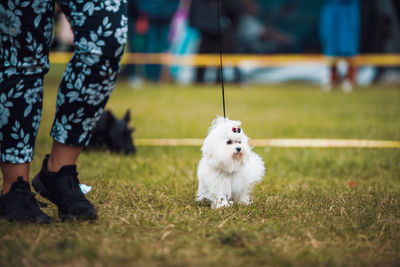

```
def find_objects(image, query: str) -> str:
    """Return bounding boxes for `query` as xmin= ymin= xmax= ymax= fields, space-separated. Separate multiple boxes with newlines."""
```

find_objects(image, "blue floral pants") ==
xmin=0 ymin=0 xmax=127 ymax=163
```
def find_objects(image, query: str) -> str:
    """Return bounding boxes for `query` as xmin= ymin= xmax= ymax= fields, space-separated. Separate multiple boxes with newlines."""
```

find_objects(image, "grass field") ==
xmin=1 ymin=65 xmax=400 ymax=266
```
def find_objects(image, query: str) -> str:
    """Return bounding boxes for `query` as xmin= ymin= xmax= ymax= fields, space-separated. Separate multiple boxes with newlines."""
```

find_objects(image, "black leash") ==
xmin=217 ymin=0 xmax=226 ymax=118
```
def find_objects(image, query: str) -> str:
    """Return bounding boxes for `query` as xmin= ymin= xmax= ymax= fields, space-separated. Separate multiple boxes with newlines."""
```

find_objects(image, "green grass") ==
xmin=1 ymin=65 xmax=400 ymax=266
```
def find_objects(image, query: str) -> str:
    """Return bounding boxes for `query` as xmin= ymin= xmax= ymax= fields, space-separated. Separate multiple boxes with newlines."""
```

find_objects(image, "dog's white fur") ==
xmin=196 ymin=116 xmax=265 ymax=208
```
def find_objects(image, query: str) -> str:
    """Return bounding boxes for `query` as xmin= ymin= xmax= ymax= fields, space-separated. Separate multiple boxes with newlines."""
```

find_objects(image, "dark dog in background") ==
xmin=88 ymin=109 xmax=136 ymax=154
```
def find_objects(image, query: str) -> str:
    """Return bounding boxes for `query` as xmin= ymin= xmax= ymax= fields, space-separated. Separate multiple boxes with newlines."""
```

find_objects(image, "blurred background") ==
xmin=51 ymin=0 xmax=400 ymax=89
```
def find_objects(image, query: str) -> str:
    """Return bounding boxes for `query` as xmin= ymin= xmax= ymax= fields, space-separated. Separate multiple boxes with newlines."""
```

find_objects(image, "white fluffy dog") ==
xmin=196 ymin=116 xmax=265 ymax=208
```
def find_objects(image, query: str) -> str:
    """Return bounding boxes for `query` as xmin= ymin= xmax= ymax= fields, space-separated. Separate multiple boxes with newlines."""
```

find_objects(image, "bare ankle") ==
xmin=47 ymin=141 xmax=83 ymax=172
xmin=47 ymin=156 xmax=62 ymax=173
xmin=1 ymin=163 xmax=30 ymax=195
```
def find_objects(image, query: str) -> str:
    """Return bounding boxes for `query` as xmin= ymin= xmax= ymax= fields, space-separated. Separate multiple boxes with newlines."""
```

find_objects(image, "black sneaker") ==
xmin=0 ymin=177 xmax=51 ymax=223
xmin=32 ymin=155 xmax=98 ymax=221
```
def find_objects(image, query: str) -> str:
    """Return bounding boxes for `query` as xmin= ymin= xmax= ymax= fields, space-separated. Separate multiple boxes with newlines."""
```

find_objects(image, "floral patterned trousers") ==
xmin=0 ymin=0 xmax=127 ymax=163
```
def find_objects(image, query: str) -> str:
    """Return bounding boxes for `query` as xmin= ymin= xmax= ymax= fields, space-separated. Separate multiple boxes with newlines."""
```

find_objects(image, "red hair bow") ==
xmin=232 ymin=127 xmax=241 ymax=133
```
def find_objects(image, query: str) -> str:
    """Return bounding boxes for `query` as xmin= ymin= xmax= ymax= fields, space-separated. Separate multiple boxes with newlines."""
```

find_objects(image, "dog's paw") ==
xmin=212 ymin=198 xmax=232 ymax=209
xmin=238 ymin=195 xmax=252 ymax=205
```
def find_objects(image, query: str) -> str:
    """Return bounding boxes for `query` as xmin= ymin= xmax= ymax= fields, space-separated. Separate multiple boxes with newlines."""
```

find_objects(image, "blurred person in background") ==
xmin=189 ymin=0 xmax=243 ymax=84
xmin=168 ymin=0 xmax=200 ymax=84
xmin=320 ymin=0 xmax=361 ymax=92
xmin=236 ymin=0 xmax=292 ymax=55
xmin=138 ymin=0 xmax=180 ymax=83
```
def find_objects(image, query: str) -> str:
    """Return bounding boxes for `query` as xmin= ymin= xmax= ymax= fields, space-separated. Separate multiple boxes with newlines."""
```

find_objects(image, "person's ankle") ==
xmin=1 ymin=163 xmax=30 ymax=194
xmin=1 ymin=185 xmax=9 ymax=195
xmin=47 ymin=155 xmax=63 ymax=173
xmin=47 ymin=142 xmax=82 ymax=173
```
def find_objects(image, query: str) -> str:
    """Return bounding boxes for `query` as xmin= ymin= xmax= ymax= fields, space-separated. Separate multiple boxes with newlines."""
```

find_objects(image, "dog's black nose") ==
xmin=236 ymin=147 xmax=241 ymax=152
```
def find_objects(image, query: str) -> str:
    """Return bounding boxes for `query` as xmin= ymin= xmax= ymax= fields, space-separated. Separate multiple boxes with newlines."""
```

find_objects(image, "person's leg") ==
xmin=329 ymin=57 xmax=339 ymax=86
xmin=48 ymin=0 xmax=127 ymax=158
xmin=0 ymin=0 xmax=54 ymax=192
xmin=31 ymin=0 xmax=127 ymax=221
xmin=322 ymin=57 xmax=339 ymax=91
xmin=345 ymin=57 xmax=357 ymax=84
xmin=0 ymin=0 xmax=54 ymax=223
xmin=342 ymin=57 xmax=357 ymax=93
xmin=47 ymin=142 xmax=82 ymax=173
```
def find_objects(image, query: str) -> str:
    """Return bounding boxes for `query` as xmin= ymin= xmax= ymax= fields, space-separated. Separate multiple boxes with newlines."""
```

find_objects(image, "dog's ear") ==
xmin=104 ymin=110 xmax=116 ymax=127
xmin=123 ymin=109 xmax=131 ymax=123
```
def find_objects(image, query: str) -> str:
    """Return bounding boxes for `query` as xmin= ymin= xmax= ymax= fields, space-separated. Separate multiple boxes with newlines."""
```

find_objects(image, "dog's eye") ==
xmin=226 ymin=140 xmax=233 ymax=145
xmin=238 ymin=141 xmax=241 ymax=144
